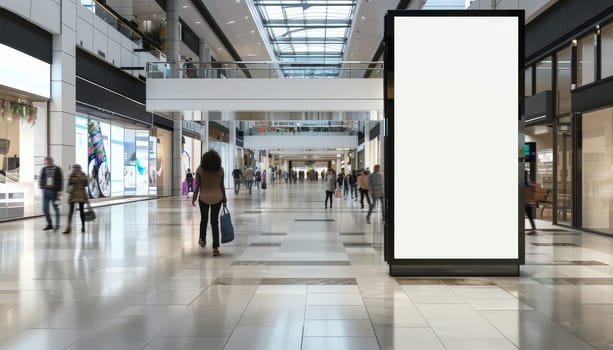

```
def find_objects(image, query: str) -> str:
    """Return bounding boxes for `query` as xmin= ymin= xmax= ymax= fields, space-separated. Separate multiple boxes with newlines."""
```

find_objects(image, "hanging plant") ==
xmin=0 ymin=99 xmax=37 ymax=126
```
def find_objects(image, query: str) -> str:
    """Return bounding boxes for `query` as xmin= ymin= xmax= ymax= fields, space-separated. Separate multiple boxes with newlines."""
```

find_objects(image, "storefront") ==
xmin=523 ymin=7 xmax=612 ymax=233
xmin=0 ymin=42 xmax=51 ymax=221
xmin=74 ymin=113 xmax=172 ymax=200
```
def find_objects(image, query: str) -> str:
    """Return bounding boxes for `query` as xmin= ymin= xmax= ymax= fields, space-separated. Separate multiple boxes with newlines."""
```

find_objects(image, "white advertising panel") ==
xmin=111 ymin=125 xmax=125 ymax=196
xmin=393 ymin=16 xmax=519 ymax=259
xmin=0 ymin=44 xmax=50 ymax=98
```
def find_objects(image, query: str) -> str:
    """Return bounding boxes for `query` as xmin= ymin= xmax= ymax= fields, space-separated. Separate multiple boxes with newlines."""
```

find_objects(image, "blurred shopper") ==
xmin=366 ymin=165 xmax=384 ymax=224
xmin=232 ymin=166 xmax=242 ymax=194
xmin=245 ymin=166 xmax=254 ymax=194
xmin=255 ymin=167 xmax=262 ymax=190
xmin=63 ymin=164 xmax=88 ymax=234
xmin=525 ymin=171 xmax=537 ymax=234
xmin=324 ymin=169 xmax=336 ymax=209
xmin=357 ymin=169 xmax=371 ymax=209
xmin=39 ymin=157 xmax=63 ymax=231
xmin=343 ymin=173 xmax=350 ymax=199
xmin=349 ymin=172 xmax=358 ymax=200
xmin=192 ymin=150 xmax=226 ymax=256
xmin=185 ymin=169 xmax=193 ymax=196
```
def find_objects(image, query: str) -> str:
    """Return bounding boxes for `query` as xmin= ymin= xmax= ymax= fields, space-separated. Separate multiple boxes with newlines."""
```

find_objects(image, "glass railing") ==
xmin=247 ymin=127 xmax=357 ymax=136
xmin=146 ymin=61 xmax=383 ymax=79
xmin=80 ymin=0 xmax=165 ymax=60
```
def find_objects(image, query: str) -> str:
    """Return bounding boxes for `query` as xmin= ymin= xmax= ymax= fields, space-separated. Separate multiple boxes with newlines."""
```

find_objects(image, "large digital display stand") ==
xmin=384 ymin=10 xmax=525 ymax=276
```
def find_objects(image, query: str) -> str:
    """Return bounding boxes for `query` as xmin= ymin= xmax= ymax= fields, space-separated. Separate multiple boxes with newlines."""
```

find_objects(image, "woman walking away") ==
xmin=324 ymin=169 xmax=336 ymax=209
xmin=192 ymin=150 xmax=226 ymax=256
xmin=63 ymin=164 xmax=88 ymax=234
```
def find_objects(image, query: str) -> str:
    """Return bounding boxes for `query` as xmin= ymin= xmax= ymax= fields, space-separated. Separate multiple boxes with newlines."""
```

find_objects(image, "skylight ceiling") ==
xmin=253 ymin=0 xmax=357 ymax=77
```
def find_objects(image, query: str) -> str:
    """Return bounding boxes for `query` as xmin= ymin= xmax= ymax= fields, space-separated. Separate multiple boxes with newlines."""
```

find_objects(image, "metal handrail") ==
xmin=146 ymin=61 xmax=383 ymax=79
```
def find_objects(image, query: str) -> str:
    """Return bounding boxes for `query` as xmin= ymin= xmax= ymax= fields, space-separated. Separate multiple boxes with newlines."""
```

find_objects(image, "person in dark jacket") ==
xmin=185 ymin=169 xmax=193 ymax=195
xmin=63 ymin=164 xmax=88 ymax=234
xmin=39 ymin=157 xmax=63 ymax=231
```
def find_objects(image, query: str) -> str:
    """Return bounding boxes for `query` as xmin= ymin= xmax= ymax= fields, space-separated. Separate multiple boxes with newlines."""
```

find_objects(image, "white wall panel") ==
xmin=54 ymin=24 xmax=77 ymax=57
xmin=30 ymin=0 xmax=60 ymax=34
xmin=77 ymin=2 xmax=93 ymax=22
xmin=93 ymin=28 xmax=107 ymax=58
xmin=245 ymin=135 xmax=357 ymax=149
xmin=0 ymin=0 xmax=29 ymax=20
xmin=147 ymin=79 xmax=383 ymax=112
xmin=107 ymin=39 xmax=120 ymax=66
xmin=51 ymin=51 xmax=76 ymax=85
xmin=61 ymin=0 xmax=77 ymax=30
xmin=77 ymin=17 xmax=93 ymax=51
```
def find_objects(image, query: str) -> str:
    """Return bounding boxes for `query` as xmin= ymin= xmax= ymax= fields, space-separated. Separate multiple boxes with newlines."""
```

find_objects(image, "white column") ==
xmin=364 ymin=121 xmax=370 ymax=171
xmin=50 ymin=0 xmax=77 ymax=175
xmin=229 ymin=121 xmax=236 ymax=177
xmin=172 ymin=118 xmax=183 ymax=196
xmin=165 ymin=0 xmax=180 ymax=62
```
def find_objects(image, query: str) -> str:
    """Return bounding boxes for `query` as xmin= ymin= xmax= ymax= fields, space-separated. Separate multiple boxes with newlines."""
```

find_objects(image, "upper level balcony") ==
xmin=145 ymin=61 xmax=384 ymax=113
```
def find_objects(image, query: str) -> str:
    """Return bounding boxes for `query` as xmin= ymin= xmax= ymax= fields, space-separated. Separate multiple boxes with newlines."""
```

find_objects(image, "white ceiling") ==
xmin=130 ymin=0 xmax=419 ymax=63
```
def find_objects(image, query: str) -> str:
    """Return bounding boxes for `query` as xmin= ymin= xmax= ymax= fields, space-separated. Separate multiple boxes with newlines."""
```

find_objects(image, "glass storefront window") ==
xmin=602 ymin=22 xmax=613 ymax=79
xmin=525 ymin=124 xmax=554 ymax=221
xmin=556 ymin=116 xmax=572 ymax=225
xmin=556 ymin=47 xmax=571 ymax=115
xmin=535 ymin=57 xmax=552 ymax=94
xmin=577 ymin=33 xmax=595 ymax=87
xmin=582 ymin=107 xmax=613 ymax=233
xmin=525 ymin=66 xmax=533 ymax=97
xmin=0 ymin=100 xmax=47 ymax=221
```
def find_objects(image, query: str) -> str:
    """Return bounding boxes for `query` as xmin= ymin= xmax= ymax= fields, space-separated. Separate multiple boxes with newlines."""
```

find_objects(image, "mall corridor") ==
xmin=0 ymin=182 xmax=609 ymax=349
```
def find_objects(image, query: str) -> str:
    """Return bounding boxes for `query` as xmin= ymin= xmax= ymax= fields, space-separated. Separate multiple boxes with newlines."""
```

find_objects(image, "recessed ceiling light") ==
xmin=195 ymin=21 xmax=201 ymax=24
xmin=247 ymin=54 xmax=256 ymax=57
xmin=360 ymin=16 xmax=366 ymax=20
xmin=235 ymin=0 xmax=240 ymax=3
xmin=244 ymin=16 xmax=249 ymax=20
xmin=257 ymin=42 xmax=261 ymax=46
xmin=217 ymin=47 xmax=223 ymax=50
xmin=226 ymin=20 xmax=236 ymax=24
xmin=250 ymin=30 xmax=255 ymax=34
xmin=182 ymin=5 xmax=189 ymax=8
xmin=153 ymin=14 xmax=157 ymax=18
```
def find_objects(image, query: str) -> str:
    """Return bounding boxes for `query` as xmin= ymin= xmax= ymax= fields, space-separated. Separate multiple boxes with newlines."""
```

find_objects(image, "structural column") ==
xmin=364 ymin=121 xmax=370 ymax=171
xmin=50 ymin=0 xmax=77 ymax=178
xmin=172 ymin=118 xmax=183 ymax=196
xmin=199 ymin=39 xmax=211 ymax=78
xmin=165 ymin=0 xmax=180 ymax=63
xmin=229 ymin=121 xmax=236 ymax=178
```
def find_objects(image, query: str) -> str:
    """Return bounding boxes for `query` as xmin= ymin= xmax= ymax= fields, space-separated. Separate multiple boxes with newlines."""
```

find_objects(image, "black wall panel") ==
xmin=0 ymin=7 xmax=52 ymax=63
xmin=180 ymin=18 xmax=200 ymax=57
xmin=572 ymin=76 xmax=613 ymax=113
xmin=526 ymin=1 xmax=612 ymax=62
xmin=76 ymin=48 xmax=145 ymax=103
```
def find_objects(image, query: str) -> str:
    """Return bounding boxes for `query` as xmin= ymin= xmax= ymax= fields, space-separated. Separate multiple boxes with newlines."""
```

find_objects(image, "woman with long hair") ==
xmin=192 ymin=150 xmax=226 ymax=256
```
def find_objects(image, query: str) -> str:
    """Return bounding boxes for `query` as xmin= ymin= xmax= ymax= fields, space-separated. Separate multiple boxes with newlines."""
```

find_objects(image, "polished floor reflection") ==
xmin=0 ymin=182 xmax=610 ymax=349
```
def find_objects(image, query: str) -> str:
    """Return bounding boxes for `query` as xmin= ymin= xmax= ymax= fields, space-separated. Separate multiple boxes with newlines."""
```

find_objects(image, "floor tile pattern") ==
xmin=0 ymin=182 xmax=610 ymax=349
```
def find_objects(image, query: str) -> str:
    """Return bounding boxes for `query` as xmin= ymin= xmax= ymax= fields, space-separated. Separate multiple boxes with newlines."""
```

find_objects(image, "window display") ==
xmin=149 ymin=136 xmax=157 ymax=195
xmin=135 ymin=130 xmax=149 ymax=195
xmin=124 ymin=129 xmax=136 ymax=195
xmin=87 ymin=120 xmax=111 ymax=198
xmin=111 ymin=124 xmax=125 ymax=196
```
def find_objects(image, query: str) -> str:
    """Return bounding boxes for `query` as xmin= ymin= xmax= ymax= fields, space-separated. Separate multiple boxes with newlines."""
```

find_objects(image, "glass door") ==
xmin=556 ymin=116 xmax=572 ymax=224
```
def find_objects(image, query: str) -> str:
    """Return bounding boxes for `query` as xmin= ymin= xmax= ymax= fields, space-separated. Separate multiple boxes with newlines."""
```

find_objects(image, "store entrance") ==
xmin=525 ymin=124 xmax=554 ymax=223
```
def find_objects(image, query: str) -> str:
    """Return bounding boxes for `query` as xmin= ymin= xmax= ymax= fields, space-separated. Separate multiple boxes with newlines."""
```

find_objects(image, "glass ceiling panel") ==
xmin=253 ymin=0 xmax=357 ymax=76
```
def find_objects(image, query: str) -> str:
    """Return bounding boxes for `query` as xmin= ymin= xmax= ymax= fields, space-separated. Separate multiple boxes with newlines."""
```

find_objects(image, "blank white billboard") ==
xmin=394 ymin=16 xmax=519 ymax=259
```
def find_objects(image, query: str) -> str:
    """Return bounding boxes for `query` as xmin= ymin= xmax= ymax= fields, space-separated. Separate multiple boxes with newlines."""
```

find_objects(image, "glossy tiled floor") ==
xmin=0 ymin=181 xmax=611 ymax=349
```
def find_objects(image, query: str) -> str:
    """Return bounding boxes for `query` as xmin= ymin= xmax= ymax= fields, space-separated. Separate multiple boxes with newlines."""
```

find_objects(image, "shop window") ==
xmin=535 ymin=57 xmax=552 ymax=94
xmin=602 ymin=23 xmax=613 ymax=79
xmin=577 ymin=33 xmax=595 ymax=87
xmin=582 ymin=107 xmax=613 ymax=233
xmin=556 ymin=47 xmax=571 ymax=115
xmin=525 ymin=66 xmax=532 ymax=97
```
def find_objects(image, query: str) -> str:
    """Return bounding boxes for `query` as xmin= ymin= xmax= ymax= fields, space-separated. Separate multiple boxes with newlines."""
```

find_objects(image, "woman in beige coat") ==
xmin=63 ymin=164 xmax=88 ymax=234
xmin=192 ymin=150 xmax=226 ymax=256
